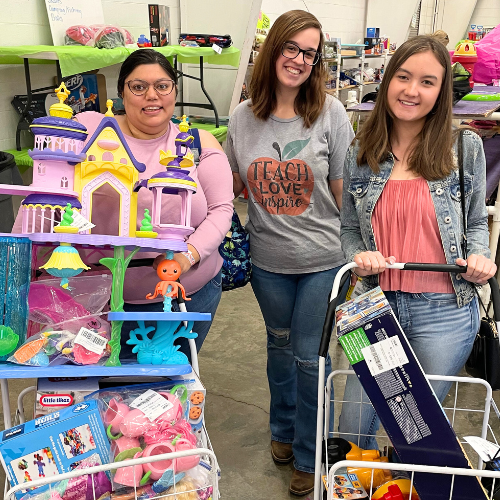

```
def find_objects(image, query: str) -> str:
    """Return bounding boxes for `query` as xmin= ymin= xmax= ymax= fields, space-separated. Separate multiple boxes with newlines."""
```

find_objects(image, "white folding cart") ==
xmin=314 ymin=261 xmax=500 ymax=500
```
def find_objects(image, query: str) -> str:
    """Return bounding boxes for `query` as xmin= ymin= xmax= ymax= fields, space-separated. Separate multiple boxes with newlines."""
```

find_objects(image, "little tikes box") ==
xmin=0 ymin=400 xmax=110 ymax=499
xmin=336 ymin=287 xmax=487 ymax=500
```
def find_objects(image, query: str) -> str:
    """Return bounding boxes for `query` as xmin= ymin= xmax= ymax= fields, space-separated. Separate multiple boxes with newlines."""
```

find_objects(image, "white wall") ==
xmin=261 ymin=0 xmax=366 ymax=44
xmin=366 ymin=0 xmax=420 ymax=48
xmin=470 ymin=0 xmax=500 ymax=29
xmin=0 ymin=0 xmax=180 ymax=151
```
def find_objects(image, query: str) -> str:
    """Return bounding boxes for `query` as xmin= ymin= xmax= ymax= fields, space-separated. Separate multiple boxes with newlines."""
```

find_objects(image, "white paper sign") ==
xmin=70 ymin=211 xmax=95 ymax=232
xmin=130 ymin=390 xmax=174 ymax=422
xmin=212 ymin=43 xmax=223 ymax=54
xmin=464 ymin=436 xmax=500 ymax=463
xmin=361 ymin=336 xmax=409 ymax=377
xmin=45 ymin=0 xmax=105 ymax=46
xmin=74 ymin=327 xmax=107 ymax=354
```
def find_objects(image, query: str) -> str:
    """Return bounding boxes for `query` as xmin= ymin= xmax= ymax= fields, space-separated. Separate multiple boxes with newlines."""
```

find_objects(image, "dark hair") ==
xmin=250 ymin=10 xmax=326 ymax=128
xmin=117 ymin=49 xmax=178 ymax=97
xmin=356 ymin=35 xmax=455 ymax=180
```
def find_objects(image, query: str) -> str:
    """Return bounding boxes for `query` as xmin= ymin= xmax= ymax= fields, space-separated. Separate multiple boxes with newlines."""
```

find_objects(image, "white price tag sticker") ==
xmin=74 ymin=327 xmax=107 ymax=354
xmin=361 ymin=336 xmax=409 ymax=376
xmin=212 ymin=43 xmax=222 ymax=54
xmin=130 ymin=390 xmax=174 ymax=422
xmin=70 ymin=211 xmax=96 ymax=231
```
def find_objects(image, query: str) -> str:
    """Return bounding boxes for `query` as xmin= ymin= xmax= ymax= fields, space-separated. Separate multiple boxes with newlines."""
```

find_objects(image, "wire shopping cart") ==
xmin=313 ymin=261 xmax=500 ymax=500
xmin=4 ymin=333 xmax=221 ymax=500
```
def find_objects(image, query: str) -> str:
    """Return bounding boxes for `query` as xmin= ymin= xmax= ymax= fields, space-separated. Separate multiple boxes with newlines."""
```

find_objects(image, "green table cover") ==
xmin=191 ymin=123 xmax=227 ymax=143
xmin=4 ymin=149 xmax=32 ymax=174
xmin=0 ymin=45 xmax=240 ymax=77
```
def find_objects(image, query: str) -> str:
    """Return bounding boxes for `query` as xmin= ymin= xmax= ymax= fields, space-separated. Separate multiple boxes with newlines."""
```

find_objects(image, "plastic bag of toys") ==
xmin=8 ymin=323 xmax=110 ymax=367
xmin=28 ymin=274 xmax=112 ymax=336
xmin=64 ymin=25 xmax=96 ymax=47
xmin=19 ymin=453 xmax=112 ymax=500
xmin=86 ymin=382 xmax=201 ymax=490
xmin=91 ymin=25 xmax=134 ymax=49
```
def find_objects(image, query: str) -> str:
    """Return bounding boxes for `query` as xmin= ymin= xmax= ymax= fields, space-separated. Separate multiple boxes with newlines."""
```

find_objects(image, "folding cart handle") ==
xmin=318 ymin=262 xmax=500 ymax=358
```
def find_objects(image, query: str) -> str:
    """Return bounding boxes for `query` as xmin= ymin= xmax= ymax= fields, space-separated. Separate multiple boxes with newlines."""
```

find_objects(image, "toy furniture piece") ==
xmin=0 ymin=86 xmax=210 ymax=367
xmin=135 ymin=115 xmax=197 ymax=241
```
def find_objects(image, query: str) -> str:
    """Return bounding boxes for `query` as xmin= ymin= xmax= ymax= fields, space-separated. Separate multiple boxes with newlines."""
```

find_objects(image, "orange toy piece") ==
xmin=345 ymin=442 xmax=392 ymax=491
xmin=145 ymin=259 xmax=191 ymax=301
xmin=13 ymin=338 xmax=46 ymax=364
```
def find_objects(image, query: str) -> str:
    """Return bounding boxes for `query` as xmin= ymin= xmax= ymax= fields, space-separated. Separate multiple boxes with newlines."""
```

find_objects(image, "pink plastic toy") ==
xmin=113 ymin=452 xmax=145 ymax=487
xmin=104 ymin=398 xmax=130 ymax=435
xmin=111 ymin=436 xmax=141 ymax=458
xmin=119 ymin=409 xmax=154 ymax=438
xmin=141 ymin=442 xmax=175 ymax=480
xmin=172 ymin=436 xmax=199 ymax=472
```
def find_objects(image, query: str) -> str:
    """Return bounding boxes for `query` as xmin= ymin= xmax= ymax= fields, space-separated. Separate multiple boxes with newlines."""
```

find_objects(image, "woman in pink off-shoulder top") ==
xmin=71 ymin=50 xmax=233 ymax=360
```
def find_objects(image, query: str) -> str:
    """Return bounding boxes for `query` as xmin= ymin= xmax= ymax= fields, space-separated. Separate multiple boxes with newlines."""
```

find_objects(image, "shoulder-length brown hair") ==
xmin=356 ymin=35 xmax=455 ymax=180
xmin=250 ymin=10 xmax=326 ymax=128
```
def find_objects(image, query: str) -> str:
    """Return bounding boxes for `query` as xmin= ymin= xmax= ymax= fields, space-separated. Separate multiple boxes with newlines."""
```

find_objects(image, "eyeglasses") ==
xmin=281 ymin=41 xmax=321 ymax=66
xmin=126 ymin=79 xmax=175 ymax=96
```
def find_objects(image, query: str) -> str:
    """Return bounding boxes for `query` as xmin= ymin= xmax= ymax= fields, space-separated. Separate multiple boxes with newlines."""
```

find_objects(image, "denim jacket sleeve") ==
xmin=340 ymin=144 xmax=370 ymax=262
xmin=462 ymin=130 xmax=491 ymax=259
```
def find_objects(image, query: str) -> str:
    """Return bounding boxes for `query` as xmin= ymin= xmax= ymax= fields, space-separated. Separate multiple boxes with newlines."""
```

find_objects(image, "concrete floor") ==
xmin=2 ymin=199 xmax=500 ymax=499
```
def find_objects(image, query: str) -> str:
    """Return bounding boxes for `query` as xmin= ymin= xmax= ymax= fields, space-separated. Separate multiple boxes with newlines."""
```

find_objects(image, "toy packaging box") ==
xmin=148 ymin=4 xmax=170 ymax=47
xmin=336 ymin=287 xmax=487 ymax=500
xmin=0 ymin=400 xmax=110 ymax=499
xmin=323 ymin=472 xmax=367 ymax=499
xmin=35 ymin=377 xmax=101 ymax=418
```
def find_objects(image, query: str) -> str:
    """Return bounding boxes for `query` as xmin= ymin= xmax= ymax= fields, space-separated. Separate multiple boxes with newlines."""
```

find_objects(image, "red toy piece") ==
xmin=146 ymin=259 xmax=190 ymax=301
xmin=380 ymin=485 xmax=404 ymax=500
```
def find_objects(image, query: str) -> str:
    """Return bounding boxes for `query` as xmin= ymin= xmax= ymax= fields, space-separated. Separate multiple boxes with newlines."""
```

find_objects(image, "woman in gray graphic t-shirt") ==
xmin=226 ymin=9 xmax=354 ymax=496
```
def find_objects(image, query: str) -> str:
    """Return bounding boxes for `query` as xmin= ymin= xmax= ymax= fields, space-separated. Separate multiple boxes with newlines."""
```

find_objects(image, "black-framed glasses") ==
xmin=281 ymin=41 xmax=321 ymax=66
xmin=126 ymin=79 xmax=175 ymax=96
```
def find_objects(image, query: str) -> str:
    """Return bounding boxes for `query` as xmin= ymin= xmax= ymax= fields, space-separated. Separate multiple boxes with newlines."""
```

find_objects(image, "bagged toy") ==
xmin=91 ymin=25 xmax=134 ymax=49
xmin=86 ymin=382 xmax=201 ymax=490
xmin=64 ymin=26 xmax=96 ymax=47
xmin=8 ymin=324 xmax=110 ymax=367
xmin=28 ymin=274 xmax=112 ymax=337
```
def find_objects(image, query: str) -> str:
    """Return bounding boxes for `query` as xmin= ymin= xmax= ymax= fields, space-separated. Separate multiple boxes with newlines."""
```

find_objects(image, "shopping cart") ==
xmin=4 ymin=333 xmax=221 ymax=500
xmin=313 ymin=261 xmax=500 ymax=500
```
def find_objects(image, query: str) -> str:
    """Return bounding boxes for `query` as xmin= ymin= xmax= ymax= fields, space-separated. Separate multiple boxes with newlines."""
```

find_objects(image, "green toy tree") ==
xmin=99 ymin=246 xmax=140 ymax=366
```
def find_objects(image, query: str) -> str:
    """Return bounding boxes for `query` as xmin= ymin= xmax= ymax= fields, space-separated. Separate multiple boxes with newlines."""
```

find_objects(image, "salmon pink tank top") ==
xmin=372 ymin=178 xmax=454 ymax=293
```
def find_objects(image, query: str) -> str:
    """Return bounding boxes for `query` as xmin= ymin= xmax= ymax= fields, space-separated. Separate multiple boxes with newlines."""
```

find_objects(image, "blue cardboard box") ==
xmin=366 ymin=27 xmax=380 ymax=38
xmin=336 ymin=287 xmax=487 ymax=500
xmin=0 ymin=400 xmax=110 ymax=499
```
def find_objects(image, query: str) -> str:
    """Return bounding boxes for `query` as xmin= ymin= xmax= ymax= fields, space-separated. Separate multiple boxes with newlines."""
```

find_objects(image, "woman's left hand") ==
xmin=173 ymin=252 xmax=192 ymax=275
xmin=456 ymin=255 xmax=497 ymax=285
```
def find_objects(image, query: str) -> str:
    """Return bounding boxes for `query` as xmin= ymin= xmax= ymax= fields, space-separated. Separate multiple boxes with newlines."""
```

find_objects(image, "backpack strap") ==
xmin=189 ymin=128 xmax=202 ymax=166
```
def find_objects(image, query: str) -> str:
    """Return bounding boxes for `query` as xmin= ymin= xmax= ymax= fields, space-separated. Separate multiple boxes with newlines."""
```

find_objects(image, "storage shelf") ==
xmin=107 ymin=312 xmax=211 ymax=321
xmin=0 ymin=360 xmax=192 ymax=378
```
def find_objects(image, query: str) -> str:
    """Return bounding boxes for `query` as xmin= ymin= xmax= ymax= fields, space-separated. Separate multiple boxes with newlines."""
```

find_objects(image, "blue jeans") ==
xmin=120 ymin=270 xmax=222 ymax=363
xmin=251 ymin=263 xmax=348 ymax=473
xmin=338 ymin=291 xmax=479 ymax=450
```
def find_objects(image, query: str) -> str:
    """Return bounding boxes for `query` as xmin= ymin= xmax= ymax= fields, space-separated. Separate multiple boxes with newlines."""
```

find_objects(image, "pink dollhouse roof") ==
xmin=81 ymin=117 xmax=146 ymax=173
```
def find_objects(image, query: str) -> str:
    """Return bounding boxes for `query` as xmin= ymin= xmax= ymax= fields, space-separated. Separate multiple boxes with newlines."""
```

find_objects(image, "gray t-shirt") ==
xmin=226 ymin=95 xmax=354 ymax=274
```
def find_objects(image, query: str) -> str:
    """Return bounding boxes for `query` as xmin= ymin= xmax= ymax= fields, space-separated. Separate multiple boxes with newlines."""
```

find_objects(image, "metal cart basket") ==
xmin=314 ymin=262 xmax=500 ymax=500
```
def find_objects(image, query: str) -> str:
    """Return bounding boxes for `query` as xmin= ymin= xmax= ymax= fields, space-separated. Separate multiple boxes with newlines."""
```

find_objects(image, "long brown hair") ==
xmin=250 ymin=10 xmax=326 ymax=128
xmin=356 ymin=35 xmax=455 ymax=180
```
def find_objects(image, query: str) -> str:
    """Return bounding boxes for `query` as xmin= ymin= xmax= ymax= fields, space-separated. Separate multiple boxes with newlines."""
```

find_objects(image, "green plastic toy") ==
xmin=0 ymin=326 xmax=19 ymax=356
xmin=462 ymin=93 xmax=500 ymax=101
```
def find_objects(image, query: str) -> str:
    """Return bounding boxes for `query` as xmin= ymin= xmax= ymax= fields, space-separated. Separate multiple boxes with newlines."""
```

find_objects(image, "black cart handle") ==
xmin=319 ymin=262 xmax=500 ymax=358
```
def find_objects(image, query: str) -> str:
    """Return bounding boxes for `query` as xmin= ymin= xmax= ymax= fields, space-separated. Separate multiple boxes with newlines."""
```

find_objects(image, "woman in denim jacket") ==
xmin=338 ymin=35 xmax=496 ymax=450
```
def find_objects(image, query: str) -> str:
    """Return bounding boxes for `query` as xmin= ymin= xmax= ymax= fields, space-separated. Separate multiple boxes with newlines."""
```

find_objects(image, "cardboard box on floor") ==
xmin=336 ymin=287 xmax=487 ymax=500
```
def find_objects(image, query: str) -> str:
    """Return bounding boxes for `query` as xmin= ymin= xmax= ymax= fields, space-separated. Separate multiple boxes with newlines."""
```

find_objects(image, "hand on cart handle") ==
xmin=352 ymin=251 xmax=396 ymax=285
xmin=456 ymin=256 xmax=497 ymax=285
